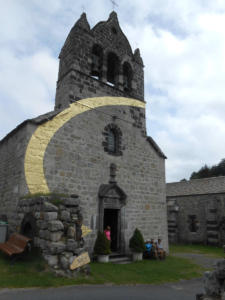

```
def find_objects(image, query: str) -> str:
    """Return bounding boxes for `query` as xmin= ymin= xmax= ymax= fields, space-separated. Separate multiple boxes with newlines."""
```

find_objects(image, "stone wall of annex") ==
xmin=167 ymin=177 xmax=225 ymax=245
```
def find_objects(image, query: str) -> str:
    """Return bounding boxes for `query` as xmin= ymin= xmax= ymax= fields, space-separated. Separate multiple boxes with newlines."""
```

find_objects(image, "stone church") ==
xmin=0 ymin=12 xmax=168 ymax=257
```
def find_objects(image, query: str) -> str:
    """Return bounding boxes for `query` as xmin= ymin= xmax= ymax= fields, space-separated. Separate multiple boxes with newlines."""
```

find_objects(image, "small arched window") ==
xmin=91 ymin=44 xmax=103 ymax=79
xmin=123 ymin=62 xmax=132 ymax=92
xmin=102 ymin=124 xmax=122 ymax=156
xmin=108 ymin=129 xmax=116 ymax=153
xmin=107 ymin=52 xmax=119 ymax=85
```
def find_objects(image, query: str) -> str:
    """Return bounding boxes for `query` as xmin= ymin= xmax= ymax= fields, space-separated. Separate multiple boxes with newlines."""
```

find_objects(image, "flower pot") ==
xmin=132 ymin=252 xmax=143 ymax=261
xmin=97 ymin=254 xmax=109 ymax=263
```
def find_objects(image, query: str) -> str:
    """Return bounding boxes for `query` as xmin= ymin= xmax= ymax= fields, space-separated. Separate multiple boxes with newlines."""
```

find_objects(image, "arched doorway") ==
xmin=98 ymin=183 xmax=126 ymax=253
xmin=20 ymin=213 xmax=37 ymax=240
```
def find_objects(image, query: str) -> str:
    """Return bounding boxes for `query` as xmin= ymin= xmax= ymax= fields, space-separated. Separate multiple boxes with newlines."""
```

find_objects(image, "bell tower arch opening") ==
xmin=91 ymin=44 xmax=103 ymax=80
xmin=55 ymin=12 xmax=144 ymax=109
xmin=107 ymin=52 xmax=119 ymax=86
xmin=123 ymin=61 xmax=133 ymax=92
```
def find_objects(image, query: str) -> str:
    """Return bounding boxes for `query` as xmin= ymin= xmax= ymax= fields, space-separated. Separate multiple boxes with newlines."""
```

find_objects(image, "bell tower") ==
xmin=55 ymin=12 xmax=144 ymax=110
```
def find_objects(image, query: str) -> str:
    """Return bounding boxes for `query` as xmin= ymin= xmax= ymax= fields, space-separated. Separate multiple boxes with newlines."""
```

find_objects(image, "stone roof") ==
xmin=146 ymin=136 xmax=167 ymax=159
xmin=167 ymin=176 xmax=225 ymax=197
xmin=60 ymin=11 xmax=138 ymax=60
xmin=92 ymin=11 xmax=133 ymax=57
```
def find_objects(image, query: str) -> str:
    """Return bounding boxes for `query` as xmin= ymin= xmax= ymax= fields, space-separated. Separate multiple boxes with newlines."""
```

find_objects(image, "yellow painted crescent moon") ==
xmin=24 ymin=96 xmax=145 ymax=236
xmin=24 ymin=96 xmax=145 ymax=194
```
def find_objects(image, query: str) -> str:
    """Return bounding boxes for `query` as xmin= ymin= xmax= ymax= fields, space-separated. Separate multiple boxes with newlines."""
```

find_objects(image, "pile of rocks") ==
xmin=17 ymin=195 xmax=89 ymax=277
xmin=197 ymin=259 xmax=225 ymax=300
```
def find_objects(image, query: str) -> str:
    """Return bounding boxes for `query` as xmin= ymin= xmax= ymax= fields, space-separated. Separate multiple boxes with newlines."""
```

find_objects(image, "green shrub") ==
xmin=94 ymin=231 xmax=111 ymax=255
xmin=129 ymin=228 xmax=146 ymax=253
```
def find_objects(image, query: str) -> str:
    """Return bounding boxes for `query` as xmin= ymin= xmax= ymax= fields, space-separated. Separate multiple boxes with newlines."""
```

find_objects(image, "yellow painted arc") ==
xmin=81 ymin=224 xmax=92 ymax=237
xmin=24 ymin=96 xmax=145 ymax=194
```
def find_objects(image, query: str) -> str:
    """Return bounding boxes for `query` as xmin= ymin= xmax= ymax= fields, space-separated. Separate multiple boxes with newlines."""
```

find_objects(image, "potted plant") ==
xmin=129 ymin=228 xmax=146 ymax=261
xmin=94 ymin=231 xmax=111 ymax=262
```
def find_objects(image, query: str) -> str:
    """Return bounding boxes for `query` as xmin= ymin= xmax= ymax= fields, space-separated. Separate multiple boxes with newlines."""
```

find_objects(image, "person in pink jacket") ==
xmin=104 ymin=226 xmax=111 ymax=242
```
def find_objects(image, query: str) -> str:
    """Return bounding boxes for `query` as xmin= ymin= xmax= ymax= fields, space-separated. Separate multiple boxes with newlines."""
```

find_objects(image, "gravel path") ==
xmin=172 ymin=252 xmax=222 ymax=269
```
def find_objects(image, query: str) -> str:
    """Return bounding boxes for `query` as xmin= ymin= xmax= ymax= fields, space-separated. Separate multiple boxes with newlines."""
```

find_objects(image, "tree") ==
xmin=94 ymin=231 xmax=111 ymax=255
xmin=190 ymin=159 xmax=225 ymax=179
xmin=129 ymin=228 xmax=146 ymax=253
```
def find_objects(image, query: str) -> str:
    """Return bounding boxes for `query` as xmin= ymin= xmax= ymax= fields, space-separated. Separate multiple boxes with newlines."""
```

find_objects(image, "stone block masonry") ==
xmin=167 ymin=177 xmax=225 ymax=245
xmin=17 ymin=195 xmax=89 ymax=277
xmin=0 ymin=122 xmax=37 ymax=232
xmin=0 ymin=97 xmax=168 ymax=255
xmin=42 ymin=104 xmax=168 ymax=253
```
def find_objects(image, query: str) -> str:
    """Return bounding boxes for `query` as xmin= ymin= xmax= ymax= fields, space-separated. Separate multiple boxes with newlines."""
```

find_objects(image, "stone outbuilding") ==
xmin=0 ymin=12 xmax=168 ymax=257
xmin=167 ymin=176 xmax=225 ymax=246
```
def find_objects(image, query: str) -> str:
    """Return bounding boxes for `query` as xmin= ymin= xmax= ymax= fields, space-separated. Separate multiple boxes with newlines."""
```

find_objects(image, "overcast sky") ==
xmin=1 ymin=0 xmax=225 ymax=182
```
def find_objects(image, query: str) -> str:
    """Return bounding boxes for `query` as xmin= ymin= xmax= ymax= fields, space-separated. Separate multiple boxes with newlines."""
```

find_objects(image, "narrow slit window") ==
xmin=108 ymin=130 xmax=116 ymax=153
xmin=188 ymin=215 xmax=198 ymax=232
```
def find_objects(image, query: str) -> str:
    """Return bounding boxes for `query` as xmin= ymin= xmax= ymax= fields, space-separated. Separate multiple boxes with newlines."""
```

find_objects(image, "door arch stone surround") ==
xmin=98 ymin=183 xmax=127 ymax=253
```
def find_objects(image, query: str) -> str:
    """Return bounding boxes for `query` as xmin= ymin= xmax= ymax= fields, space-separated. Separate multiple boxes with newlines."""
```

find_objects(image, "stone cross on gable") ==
xmin=110 ymin=0 xmax=118 ymax=10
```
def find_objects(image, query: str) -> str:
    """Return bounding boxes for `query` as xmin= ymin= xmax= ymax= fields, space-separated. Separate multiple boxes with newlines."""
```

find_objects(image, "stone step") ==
xmin=109 ymin=254 xmax=132 ymax=264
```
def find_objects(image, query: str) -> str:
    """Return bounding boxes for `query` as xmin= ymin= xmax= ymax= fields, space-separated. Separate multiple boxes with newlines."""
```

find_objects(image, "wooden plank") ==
xmin=0 ymin=233 xmax=31 ymax=256
xmin=70 ymin=252 xmax=90 ymax=270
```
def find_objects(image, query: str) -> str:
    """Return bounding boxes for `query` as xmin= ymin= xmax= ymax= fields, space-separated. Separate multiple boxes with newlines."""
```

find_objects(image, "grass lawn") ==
xmin=89 ymin=256 xmax=203 ymax=285
xmin=0 ymin=245 xmax=207 ymax=288
xmin=170 ymin=244 xmax=224 ymax=258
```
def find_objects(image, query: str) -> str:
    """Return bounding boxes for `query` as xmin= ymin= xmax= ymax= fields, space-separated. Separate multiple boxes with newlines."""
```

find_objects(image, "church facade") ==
xmin=0 ymin=12 xmax=168 ymax=254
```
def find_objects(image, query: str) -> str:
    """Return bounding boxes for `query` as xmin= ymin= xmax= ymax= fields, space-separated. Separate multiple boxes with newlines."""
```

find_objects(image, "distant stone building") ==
xmin=167 ymin=177 xmax=225 ymax=246
xmin=0 ymin=12 xmax=168 ymax=256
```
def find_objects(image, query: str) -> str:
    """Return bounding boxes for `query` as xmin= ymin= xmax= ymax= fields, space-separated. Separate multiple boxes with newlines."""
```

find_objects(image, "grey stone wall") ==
xmin=167 ymin=178 xmax=225 ymax=245
xmin=0 ymin=105 xmax=168 ymax=254
xmin=17 ymin=195 xmax=89 ymax=277
xmin=43 ymin=105 xmax=168 ymax=253
xmin=0 ymin=123 xmax=36 ymax=232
